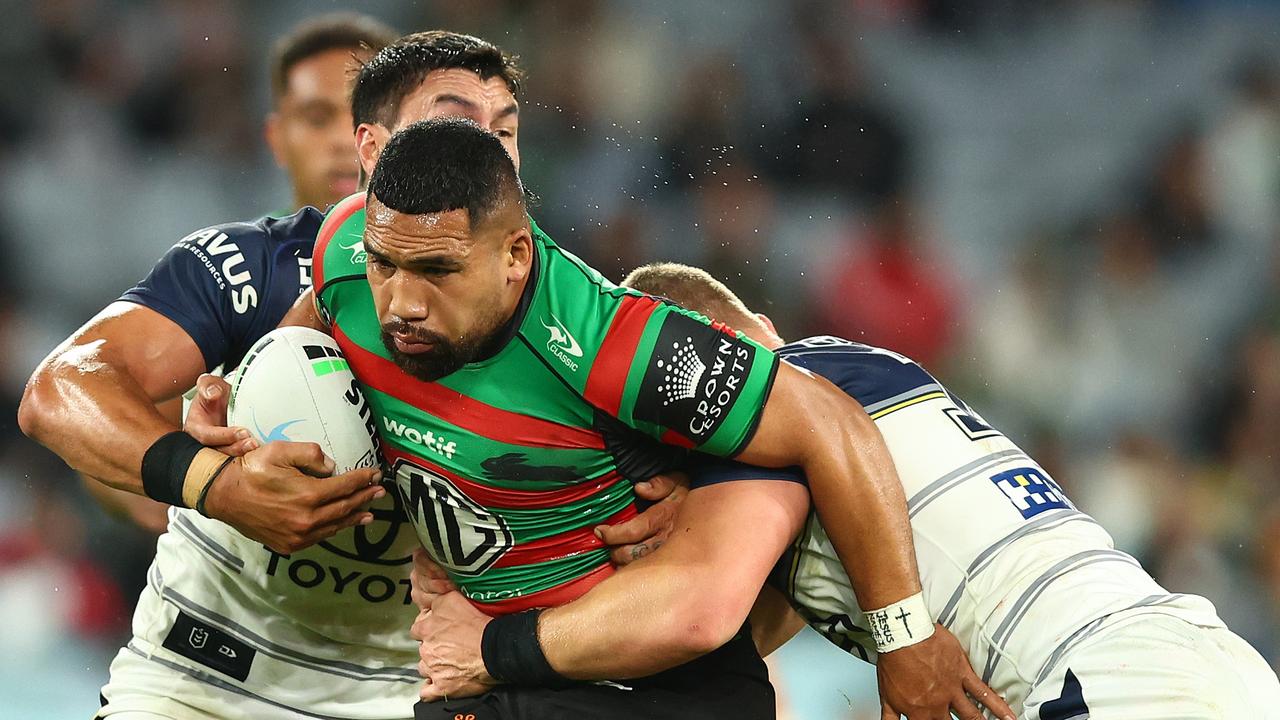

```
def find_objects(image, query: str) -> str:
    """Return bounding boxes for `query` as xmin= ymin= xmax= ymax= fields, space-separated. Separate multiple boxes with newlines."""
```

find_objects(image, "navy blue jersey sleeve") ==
xmin=686 ymin=452 xmax=807 ymax=490
xmin=119 ymin=224 xmax=273 ymax=372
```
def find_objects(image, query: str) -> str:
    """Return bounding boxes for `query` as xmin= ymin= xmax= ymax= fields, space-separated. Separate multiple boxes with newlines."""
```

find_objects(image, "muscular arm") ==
xmin=537 ymin=479 xmax=809 ymax=679
xmin=19 ymin=302 xmax=210 ymax=493
xmin=737 ymin=363 xmax=920 ymax=611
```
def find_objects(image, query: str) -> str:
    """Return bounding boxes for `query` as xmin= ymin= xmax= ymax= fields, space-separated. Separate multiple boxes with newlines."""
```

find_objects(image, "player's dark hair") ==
xmin=368 ymin=118 xmax=524 ymax=228
xmin=351 ymin=31 xmax=524 ymax=129
xmin=269 ymin=13 xmax=398 ymax=102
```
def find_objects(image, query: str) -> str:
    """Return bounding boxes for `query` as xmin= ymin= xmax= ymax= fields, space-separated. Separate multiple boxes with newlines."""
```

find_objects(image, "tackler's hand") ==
xmin=595 ymin=472 xmax=689 ymax=565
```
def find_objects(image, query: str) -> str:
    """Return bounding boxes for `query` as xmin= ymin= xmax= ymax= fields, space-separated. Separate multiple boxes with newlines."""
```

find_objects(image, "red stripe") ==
xmin=473 ymin=564 xmax=615 ymax=616
xmin=313 ymin=193 xmax=366 ymax=292
xmin=490 ymin=504 xmax=636 ymax=569
xmin=384 ymin=446 xmax=624 ymax=510
xmin=333 ymin=324 xmax=605 ymax=451
xmin=584 ymin=294 xmax=659 ymax=416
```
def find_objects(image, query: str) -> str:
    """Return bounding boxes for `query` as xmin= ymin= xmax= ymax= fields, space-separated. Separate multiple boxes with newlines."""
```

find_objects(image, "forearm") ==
xmin=538 ymin=559 xmax=728 ymax=679
xmin=803 ymin=404 xmax=920 ymax=609
xmin=741 ymin=367 xmax=921 ymax=609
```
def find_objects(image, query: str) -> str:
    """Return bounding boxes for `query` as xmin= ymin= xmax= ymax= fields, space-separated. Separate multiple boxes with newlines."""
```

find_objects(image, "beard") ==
xmin=380 ymin=316 xmax=502 ymax=382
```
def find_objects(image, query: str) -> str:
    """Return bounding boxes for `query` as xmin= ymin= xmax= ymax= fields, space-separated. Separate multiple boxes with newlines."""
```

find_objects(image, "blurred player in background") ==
xmin=78 ymin=13 xmax=401 ymax=535
xmin=265 ymin=13 xmax=389 ymax=214
xmin=412 ymin=262 xmax=1280 ymax=719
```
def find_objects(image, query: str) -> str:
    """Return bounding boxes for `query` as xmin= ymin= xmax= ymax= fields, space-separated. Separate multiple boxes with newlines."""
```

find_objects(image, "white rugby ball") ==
xmin=227 ymin=326 xmax=379 ymax=474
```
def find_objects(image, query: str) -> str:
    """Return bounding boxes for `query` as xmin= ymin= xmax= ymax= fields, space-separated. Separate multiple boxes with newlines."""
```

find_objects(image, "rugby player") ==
xmin=22 ymin=29 xmax=688 ymax=720
xmin=275 ymin=117 xmax=1004 ymax=720
xmin=79 ymin=12 xmax=401 ymax=535
xmin=411 ymin=262 xmax=1280 ymax=719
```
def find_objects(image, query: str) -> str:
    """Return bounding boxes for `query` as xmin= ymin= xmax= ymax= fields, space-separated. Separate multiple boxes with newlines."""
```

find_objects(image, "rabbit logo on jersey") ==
xmin=634 ymin=312 xmax=756 ymax=442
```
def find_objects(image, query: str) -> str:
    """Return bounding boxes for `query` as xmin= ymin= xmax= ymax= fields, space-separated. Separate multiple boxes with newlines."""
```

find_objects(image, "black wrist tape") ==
xmin=481 ymin=609 xmax=572 ymax=688
xmin=141 ymin=431 xmax=204 ymax=507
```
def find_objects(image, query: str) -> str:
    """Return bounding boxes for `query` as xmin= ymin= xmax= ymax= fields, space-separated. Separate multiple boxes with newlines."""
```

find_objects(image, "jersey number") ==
xmin=392 ymin=459 xmax=513 ymax=577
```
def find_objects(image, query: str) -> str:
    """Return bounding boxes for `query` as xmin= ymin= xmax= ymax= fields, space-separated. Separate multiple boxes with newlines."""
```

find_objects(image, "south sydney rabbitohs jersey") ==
xmin=315 ymin=193 xmax=779 ymax=614
xmin=692 ymin=337 xmax=1225 ymax=713
xmin=119 ymin=208 xmax=423 ymax=718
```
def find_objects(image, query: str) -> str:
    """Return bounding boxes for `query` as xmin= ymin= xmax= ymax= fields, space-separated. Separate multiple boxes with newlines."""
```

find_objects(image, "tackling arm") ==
xmin=19 ymin=302 xmax=218 ymax=493
xmin=535 ymin=479 xmax=809 ymax=679
xmin=736 ymin=362 xmax=920 ymax=612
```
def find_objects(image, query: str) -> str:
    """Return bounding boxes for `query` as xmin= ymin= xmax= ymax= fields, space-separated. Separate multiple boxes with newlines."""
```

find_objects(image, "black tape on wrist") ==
xmin=480 ymin=610 xmax=572 ymax=688
xmin=141 ymin=431 xmax=204 ymax=507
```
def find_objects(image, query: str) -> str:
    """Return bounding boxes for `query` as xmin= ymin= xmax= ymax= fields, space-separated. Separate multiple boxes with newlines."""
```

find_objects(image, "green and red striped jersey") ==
xmin=314 ymin=193 xmax=779 ymax=614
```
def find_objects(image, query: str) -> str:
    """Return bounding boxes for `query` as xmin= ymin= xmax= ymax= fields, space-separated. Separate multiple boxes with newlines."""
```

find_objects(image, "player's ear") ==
xmin=504 ymin=227 xmax=533 ymax=283
xmin=756 ymin=313 xmax=778 ymax=335
xmin=355 ymin=123 xmax=391 ymax=179
xmin=265 ymin=113 xmax=286 ymax=168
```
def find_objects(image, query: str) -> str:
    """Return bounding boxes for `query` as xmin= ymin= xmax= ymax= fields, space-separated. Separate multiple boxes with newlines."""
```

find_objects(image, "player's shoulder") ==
xmin=778 ymin=336 xmax=939 ymax=410
xmin=315 ymin=193 xmax=368 ymax=292
xmin=181 ymin=206 xmax=322 ymax=253
xmin=517 ymin=219 xmax=647 ymax=383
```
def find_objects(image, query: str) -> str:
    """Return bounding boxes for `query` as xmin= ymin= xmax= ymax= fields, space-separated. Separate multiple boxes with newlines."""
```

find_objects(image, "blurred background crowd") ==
xmin=3 ymin=0 xmax=1280 ymax=717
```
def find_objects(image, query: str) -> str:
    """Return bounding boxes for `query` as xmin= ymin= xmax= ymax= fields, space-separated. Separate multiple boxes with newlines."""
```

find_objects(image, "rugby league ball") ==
xmin=227 ymin=326 xmax=380 ymax=474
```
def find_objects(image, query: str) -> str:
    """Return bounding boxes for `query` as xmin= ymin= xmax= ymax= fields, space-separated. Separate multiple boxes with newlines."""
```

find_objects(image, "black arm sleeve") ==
xmin=685 ymin=453 xmax=807 ymax=491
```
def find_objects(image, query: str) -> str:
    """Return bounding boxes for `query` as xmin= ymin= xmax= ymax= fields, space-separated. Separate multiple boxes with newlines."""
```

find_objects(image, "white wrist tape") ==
xmin=863 ymin=592 xmax=934 ymax=653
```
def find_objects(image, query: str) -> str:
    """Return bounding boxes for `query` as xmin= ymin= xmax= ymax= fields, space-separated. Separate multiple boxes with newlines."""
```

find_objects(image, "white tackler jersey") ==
xmin=766 ymin=338 xmax=1225 ymax=711
xmin=122 ymin=383 xmax=423 ymax=719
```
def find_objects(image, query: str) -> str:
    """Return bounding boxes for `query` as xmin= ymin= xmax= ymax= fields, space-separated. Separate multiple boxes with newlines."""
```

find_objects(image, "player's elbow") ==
xmin=667 ymin=584 xmax=752 ymax=657
xmin=18 ymin=369 xmax=54 ymax=442
xmin=676 ymin=604 xmax=747 ymax=657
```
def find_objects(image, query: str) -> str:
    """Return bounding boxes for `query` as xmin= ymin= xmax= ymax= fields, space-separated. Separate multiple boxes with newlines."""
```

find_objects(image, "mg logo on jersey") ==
xmin=991 ymin=467 xmax=1070 ymax=519
xmin=542 ymin=315 xmax=582 ymax=371
xmin=394 ymin=458 xmax=513 ymax=576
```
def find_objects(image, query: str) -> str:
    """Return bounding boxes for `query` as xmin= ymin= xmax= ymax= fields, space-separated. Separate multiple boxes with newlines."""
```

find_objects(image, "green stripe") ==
xmin=495 ymin=481 xmax=633 ymax=541
xmin=312 ymin=358 xmax=349 ymax=376
xmin=459 ymin=549 xmax=611 ymax=599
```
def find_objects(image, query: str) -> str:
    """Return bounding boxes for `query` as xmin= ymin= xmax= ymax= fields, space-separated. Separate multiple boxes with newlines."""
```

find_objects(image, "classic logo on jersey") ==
xmin=542 ymin=315 xmax=583 ymax=371
xmin=303 ymin=344 xmax=349 ymax=377
xmin=395 ymin=459 xmax=513 ymax=576
xmin=990 ymin=467 xmax=1069 ymax=519
xmin=176 ymin=227 xmax=258 ymax=314
xmin=339 ymin=236 xmax=367 ymax=265
xmin=634 ymin=312 xmax=756 ymax=443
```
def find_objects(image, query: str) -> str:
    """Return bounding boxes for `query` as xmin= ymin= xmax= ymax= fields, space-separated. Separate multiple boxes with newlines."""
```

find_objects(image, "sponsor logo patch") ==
xmin=162 ymin=610 xmax=256 ymax=681
xmin=542 ymin=315 xmax=583 ymax=371
xmin=990 ymin=467 xmax=1070 ymax=519
xmin=634 ymin=312 xmax=756 ymax=443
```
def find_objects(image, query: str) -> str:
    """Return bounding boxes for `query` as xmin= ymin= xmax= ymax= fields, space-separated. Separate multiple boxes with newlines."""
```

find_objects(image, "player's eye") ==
xmin=495 ymin=128 xmax=515 ymax=139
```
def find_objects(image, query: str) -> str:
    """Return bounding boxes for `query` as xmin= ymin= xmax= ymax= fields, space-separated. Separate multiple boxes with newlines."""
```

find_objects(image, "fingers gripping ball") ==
xmin=228 ymin=327 xmax=381 ymax=474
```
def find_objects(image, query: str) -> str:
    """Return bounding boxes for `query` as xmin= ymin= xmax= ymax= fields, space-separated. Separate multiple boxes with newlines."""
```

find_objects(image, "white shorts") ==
xmin=98 ymin=645 xmax=320 ymax=720
xmin=1024 ymin=612 xmax=1280 ymax=719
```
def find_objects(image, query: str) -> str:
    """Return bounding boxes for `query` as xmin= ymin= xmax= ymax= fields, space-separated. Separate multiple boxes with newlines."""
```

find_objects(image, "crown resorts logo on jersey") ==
xmin=990 ymin=467 xmax=1070 ymax=519
xmin=655 ymin=337 xmax=707 ymax=406
xmin=634 ymin=312 xmax=756 ymax=443
xmin=542 ymin=315 xmax=583 ymax=372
